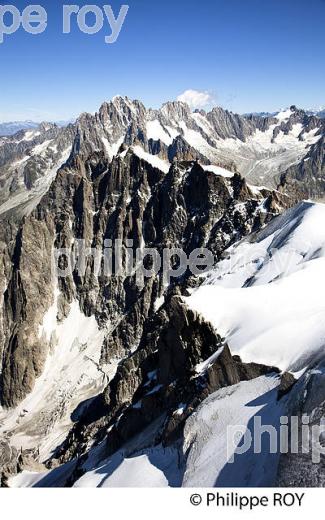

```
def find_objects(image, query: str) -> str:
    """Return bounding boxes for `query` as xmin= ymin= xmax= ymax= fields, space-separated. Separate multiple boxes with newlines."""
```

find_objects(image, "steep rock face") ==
xmin=0 ymin=130 xmax=290 ymax=489
xmin=73 ymin=97 xmax=147 ymax=159
xmin=167 ymin=135 xmax=208 ymax=164
xmin=279 ymin=136 xmax=325 ymax=201
xmin=0 ymin=123 xmax=75 ymax=221
xmin=48 ymin=295 xmax=282 ymax=483
xmin=1 ymin=216 xmax=55 ymax=406
xmin=0 ymin=441 xmax=18 ymax=487
xmin=206 ymin=107 xmax=276 ymax=141
xmin=0 ymin=149 xmax=285 ymax=408
xmin=1 ymin=96 xmax=322 ymax=487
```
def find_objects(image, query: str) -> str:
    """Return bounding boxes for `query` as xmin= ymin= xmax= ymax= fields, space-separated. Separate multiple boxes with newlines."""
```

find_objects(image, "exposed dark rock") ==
xmin=49 ymin=295 xmax=283 ymax=485
xmin=0 ymin=442 xmax=18 ymax=487
xmin=277 ymin=372 xmax=297 ymax=400
xmin=1 ymin=96 xmax=320 ymax=487
xmin=279 ymin=136 xmax=325 ymax=201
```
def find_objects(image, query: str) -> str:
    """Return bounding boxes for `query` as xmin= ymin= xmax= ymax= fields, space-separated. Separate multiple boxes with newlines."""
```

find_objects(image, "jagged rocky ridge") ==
xmin=0 ymin=98 xmax=324 ymax=224
xmin=0 ymin=151 xmax=287 ymax=408
xmin=0 ymin=147 xmax=288 ymax=484
xmin=0 ymin=96 xmax=324 ymax=487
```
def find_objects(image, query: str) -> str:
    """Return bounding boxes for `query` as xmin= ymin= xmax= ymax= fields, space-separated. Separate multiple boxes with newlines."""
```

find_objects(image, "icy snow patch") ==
xmin=78 ymin=453 xmax=168 ymax=487
xmin=164 ymin=125 xmax=180 ymax=140
xmin=183 ymin=375 xmax=284 ymax=487
xmin=202 ymin=164 xmax=233 ymax=178
xmin=179 ymin=123 xmax=220 ymax=162
xmin=9 ymin=471 xmax=49 ymax=488
xmin=146 ymin=120 xmax=174 ymax=146
xmin=31 ymin=139 xmax=53 ymax=156
xmin=191 ymin=112 xmax=215 ymax=136
xmin=0 ymin=145 xmax=72 ymax=216
xmin=275 ymin=108 xmax=293 ymax=122
xmin=0 ymin=290 xmax=116 ymax=460
xmin=101 ymin=136 xmax=124 ymax=159
xmin=132 ymin=145 xmax=170 ymax=173
xmin=195 ymin=346 xmax=224 ymax=374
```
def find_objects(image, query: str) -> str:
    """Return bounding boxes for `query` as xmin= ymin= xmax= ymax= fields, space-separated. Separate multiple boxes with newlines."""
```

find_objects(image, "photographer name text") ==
xmin=0 ymin=4 xmax=129 ymax=44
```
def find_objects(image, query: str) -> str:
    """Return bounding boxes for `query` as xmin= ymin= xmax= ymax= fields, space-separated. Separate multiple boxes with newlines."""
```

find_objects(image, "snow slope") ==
xmin=183 ymin=375 xmax=285 ymax=487
xmin=13 ymin=376 xmax=285 ymax=487
xmin=132 ymin=145 xmax=170 ymax=173
xmin=201 ymin=164 xmax=233 ymax=178
xmin=73 ymin=445 xmax=181 ymax=488
xmin=186 ymin=201 xmax=325 ymax=374
xmin=197 ymin=122 xmax=321 ymax=187
xmin=146 ymin=119 xmax=174 ymax=146
xmin=9 ymin=202 xmax=325 ymax=488
xmin=0 ymin=145 xmax=72 ymax=217
xmin=169 ymin=107 xmax=322 ymax=187
xmin=0 ymin=288 xmax=118 ymax=461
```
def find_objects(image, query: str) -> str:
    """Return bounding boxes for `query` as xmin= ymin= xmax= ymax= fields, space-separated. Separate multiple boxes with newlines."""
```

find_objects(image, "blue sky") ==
xmin=1 ymin=0 xmax=325 ymax=121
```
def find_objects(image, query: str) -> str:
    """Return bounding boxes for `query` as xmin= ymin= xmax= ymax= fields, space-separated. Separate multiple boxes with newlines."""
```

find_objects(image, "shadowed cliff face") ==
xmin=51 ymin=295 xmax=286 ymax=481
xmin=0 ymin=145 xmax=288 ymax=410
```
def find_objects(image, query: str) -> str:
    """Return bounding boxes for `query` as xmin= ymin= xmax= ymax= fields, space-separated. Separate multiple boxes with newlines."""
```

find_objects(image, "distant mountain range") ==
xmin=1 ymin=106 xmax=324 ymax=137
xmin=0 ymin=100 xmax=324 ymax=217
xmin=308 ymin=109 xmax=325 ymax=119
xmin=0 ymin=119 xmax=74 ymax=137
xmin=244 ymin=108 xmax=325 ymax=119
xmin=0 ymin=121 xmax=39 ymax=136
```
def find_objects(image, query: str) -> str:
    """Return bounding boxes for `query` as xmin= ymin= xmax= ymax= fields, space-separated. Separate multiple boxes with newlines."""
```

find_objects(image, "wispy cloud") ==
xmin=177 ymin=89 xmax=216 ymax=110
